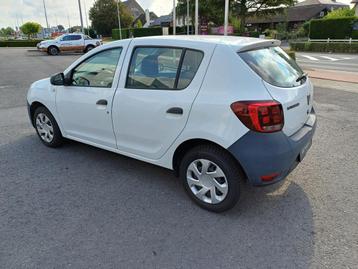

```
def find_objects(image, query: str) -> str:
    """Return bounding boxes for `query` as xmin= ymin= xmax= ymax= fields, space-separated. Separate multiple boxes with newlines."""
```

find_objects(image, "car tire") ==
xmin=33 ymin=106 xmax=63 ymax=147
xmin=179 ymin=145 xmax=242 ymax=212
xmin=85 ymin=45 xmax=95 ymax=53
xmin=48 ymin=46 xmax=59 ymax=56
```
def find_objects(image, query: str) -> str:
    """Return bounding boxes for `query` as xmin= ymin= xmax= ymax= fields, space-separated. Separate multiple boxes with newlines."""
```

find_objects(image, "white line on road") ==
xmin=301 ymin=55 xmax=319 ymax=61
xmin=320 ymin=56 xmax=339 ymax=61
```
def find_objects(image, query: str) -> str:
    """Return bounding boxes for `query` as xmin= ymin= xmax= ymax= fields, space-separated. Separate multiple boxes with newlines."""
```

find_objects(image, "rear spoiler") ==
xmin=237 ymin=39 xmax=281 ymax=53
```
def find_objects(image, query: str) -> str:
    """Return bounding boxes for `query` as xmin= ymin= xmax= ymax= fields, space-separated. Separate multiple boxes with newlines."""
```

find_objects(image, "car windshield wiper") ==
xmin=296 ymin=73 xmax=307 ymax=83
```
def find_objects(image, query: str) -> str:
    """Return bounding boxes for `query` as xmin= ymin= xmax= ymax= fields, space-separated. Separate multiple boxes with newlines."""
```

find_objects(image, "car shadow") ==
xmin=0 ymin=135 xmax=315 ymax=268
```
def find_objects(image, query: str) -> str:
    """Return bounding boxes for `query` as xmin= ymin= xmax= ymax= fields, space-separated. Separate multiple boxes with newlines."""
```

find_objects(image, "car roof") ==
xmin=110 ymin=35 xmax=280 ymax=52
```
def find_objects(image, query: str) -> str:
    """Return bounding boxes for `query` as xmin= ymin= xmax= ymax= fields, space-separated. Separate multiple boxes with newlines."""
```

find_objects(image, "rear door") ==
xmin=239 ymin=46 xmax=313 ymax=136
xmin=112 ymin=39 xmax=215 ymax=160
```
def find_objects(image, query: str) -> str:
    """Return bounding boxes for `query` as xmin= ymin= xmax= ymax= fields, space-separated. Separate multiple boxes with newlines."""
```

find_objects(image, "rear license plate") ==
xmin=299 ymin=139 xmax=312 ymax=162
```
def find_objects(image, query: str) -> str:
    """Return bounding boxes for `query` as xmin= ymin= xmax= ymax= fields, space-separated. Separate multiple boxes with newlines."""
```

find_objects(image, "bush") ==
xmin=112 ymin=28 xmax=130 ymax=40
xmin=309 ymin=17 xmax=357 ymax=39
xmin=290 ymin=42 xmax=358 ymax=53
xmin=284 ymin=50 xmax=296 ymax=60
xmin=133 ymin=27 xmax=162 ymax=37
xmin=0 ymin=40 xmax=42 ymax=47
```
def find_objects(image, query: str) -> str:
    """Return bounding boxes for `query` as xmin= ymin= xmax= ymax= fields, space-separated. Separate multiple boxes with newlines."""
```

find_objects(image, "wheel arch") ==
xmin=172 ymin=138 xmax=247 ymax=180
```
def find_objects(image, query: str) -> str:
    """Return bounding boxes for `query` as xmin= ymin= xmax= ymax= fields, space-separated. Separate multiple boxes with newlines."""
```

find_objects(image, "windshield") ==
xmin=239 ymin=46 xmax=304 ymax=88
xmin=55 ymin=35 xmax=64 ymax=41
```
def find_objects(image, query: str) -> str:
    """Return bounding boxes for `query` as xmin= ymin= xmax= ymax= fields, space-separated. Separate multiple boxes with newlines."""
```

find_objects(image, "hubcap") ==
xmin=186 ymin=159 xmax=228 ymax=204
xmin=36 ymin=113 xmax=54 ymax=143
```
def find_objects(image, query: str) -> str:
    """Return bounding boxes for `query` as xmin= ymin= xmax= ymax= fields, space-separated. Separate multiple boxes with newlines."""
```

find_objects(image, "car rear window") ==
xmin=239 ymin=46 xmax=304 ymax=88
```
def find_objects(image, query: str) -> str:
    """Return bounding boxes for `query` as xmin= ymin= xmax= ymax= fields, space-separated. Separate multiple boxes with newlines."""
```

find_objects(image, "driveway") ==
xmin=0 ymin=48 xmax=357 ymax=268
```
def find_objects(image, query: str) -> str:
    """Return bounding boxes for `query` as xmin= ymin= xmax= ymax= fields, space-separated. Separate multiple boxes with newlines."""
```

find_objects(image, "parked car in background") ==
xmin=37 ymin=33 xmax=102 ymax=55
xmin=27 ymin=36 xmax=316 ymax=212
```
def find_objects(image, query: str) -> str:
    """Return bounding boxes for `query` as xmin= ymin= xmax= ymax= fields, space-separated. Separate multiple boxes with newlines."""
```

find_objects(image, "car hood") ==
xmin=31 ymin=78 xmax=51 ymax=90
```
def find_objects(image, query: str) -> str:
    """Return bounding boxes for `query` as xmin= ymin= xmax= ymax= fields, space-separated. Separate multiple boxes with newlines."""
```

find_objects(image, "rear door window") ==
xmin=126 ymin=47 xmax=203 ymax=90
xmin=239 ymin=46 xmax=304 ymax=88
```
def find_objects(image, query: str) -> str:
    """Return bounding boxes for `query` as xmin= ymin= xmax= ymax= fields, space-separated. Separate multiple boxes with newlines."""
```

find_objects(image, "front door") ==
xmin=112 ymin=40 xmax=215 ymax=160
xmin=56 ymin=46 xmax=124 ymax=148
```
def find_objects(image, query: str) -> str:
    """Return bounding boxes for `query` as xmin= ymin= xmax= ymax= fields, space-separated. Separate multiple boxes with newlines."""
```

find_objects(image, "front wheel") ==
xmin=179 ymin=145 xmax=242 ymax=212
xmin=85 ymin=45 xmax=95 ymax=53
xmin=48 ymin=46 xmax=59 ymax=56
xmin=33 ymin=106 xmax=63 ymax=147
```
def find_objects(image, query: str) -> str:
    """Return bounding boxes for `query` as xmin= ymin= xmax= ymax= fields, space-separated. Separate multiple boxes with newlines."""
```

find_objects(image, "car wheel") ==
xmin=48 ymin=46 xmax=59 ymax=56
xmin=85 ymin=45 xmax=94 ymax=53
xmin=33 ymin=106 xmax=63 ymax=147
xmin=179 ymin=145 xmax=242 ymax=212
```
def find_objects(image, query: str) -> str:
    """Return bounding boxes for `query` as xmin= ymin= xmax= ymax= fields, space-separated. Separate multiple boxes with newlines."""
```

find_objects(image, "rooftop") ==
xmin=110 ymin=35 xmax=281 ymax=52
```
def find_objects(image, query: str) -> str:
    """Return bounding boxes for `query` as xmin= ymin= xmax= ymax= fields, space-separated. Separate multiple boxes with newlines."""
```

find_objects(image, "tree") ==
xmin=89 ymin=0 xmax=133 ymax=36
xmin=57 ymin=25 xmax=65 ymax=32
xmin=0 ymin=27 xmax=15 ymax=37
xmin=136 ymin=20 xmax=143 ymax=28
xmin=176 ymin=0 xmax=294 ymax=32
xmin=20 ymin=22 xmax=41 ymax=39
xmin=324 ymin=8 xmax=355 ymax=19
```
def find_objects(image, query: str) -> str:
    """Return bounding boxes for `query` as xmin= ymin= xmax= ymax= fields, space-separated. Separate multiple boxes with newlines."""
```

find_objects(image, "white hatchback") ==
xmin=27 ymin=36 xmax=316 ymax=212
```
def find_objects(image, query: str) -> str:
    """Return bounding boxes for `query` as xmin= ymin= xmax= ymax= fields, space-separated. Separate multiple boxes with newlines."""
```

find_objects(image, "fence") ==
xmin=308 ymin=38 xmax=358 ymax=44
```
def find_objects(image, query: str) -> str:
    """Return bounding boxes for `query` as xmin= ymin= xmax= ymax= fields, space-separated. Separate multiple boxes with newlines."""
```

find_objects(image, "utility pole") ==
xmin=42 ymin=0 xmax=49 ymax=29
xmin=173 ymin=0 xmax=176 ymax=35
xmin=187 ymin=0 xmax=189 ymax=35
xmin=195 ymin=0 xmax=198 ymax=35
xmin=224 ymin=0 xmax=229 ymax=36
xmin=116 ymin=0 xmax=122 ymax=39
xmin=78 ymin=0 xmax=84 ymax=34
xmin=83 ymin=0 xmax=90 ymax=35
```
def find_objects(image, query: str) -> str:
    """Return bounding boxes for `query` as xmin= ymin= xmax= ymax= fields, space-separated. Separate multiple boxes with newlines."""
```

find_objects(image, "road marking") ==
xmin=301 ymin=55 xmax=319 ymax=61
xmin=320 ymin=56 xmax=339 ymax=61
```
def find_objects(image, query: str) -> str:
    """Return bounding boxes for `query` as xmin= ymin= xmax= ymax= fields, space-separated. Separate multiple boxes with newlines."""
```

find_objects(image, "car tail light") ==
xmin=231 ymin=100 xmax=284 ymax=133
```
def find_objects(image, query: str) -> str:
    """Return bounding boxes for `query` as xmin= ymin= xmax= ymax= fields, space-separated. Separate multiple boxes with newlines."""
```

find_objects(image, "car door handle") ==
xmin=166 ymin=107 xmax=183 ymax=115
xmin=96 ymin=99 xmax=108 ymax=106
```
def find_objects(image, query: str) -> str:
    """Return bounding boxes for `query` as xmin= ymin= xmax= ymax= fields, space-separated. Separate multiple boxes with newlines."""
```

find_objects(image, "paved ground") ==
xmin=296 ymin=52 xmax=358 ymax=73
xmin=0 ymin=48 xmax=357 ymax=268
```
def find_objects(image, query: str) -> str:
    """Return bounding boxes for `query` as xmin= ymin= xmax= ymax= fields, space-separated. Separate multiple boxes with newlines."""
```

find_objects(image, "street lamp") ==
xmin=173 ymin=0 xmax=176 ymax=35
xmin=42 ymin=0 xmax=49 ymax=29
xmin=78 ymin=0 xmax=84 ymax=34
xmin=116 ymin=0 xmax=122 ymax=39
xmin=195 ymin=0 xmax=198 ymax=35
xmin=187 ymin=0 xmax=189 ymax=35
xmin=224 ymin=0 xmax=229 ymax=36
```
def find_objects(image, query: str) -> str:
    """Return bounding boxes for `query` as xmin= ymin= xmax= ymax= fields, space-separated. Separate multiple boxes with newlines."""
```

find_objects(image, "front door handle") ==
xmin=96 ymin=99 xmax=108 ymax=106
xmin=166 ymin=107 xmax=183 ymax=115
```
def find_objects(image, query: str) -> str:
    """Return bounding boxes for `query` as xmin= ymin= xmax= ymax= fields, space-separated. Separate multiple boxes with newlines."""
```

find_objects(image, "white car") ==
xmin=27 ymin=36 xmax=316 ymax=212
xmin=37 ymin=33 xmax=102 ymax=55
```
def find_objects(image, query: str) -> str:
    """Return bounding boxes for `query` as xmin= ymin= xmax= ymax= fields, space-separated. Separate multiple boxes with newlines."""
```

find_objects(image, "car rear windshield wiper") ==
xmin=296 ymin=73 xmax=307 ymax=83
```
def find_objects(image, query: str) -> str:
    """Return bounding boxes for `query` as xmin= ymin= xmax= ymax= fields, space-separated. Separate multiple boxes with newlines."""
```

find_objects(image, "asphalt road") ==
xmin=0 ymin=48 xmax=357 ymax=268
xmin=296 ymin=52 xmax=358 ymax=73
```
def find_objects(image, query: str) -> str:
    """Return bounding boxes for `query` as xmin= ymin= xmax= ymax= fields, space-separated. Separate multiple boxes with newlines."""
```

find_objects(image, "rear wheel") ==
xmin=85 ymin=45 xmax=95 ymax=53
xmin=33 ymin=106 xmax=63 ymax=147
xmin=179 ymin=145 xmax=242 ymax=212
xmin=48 ymin=46 xmax=59 ymax=56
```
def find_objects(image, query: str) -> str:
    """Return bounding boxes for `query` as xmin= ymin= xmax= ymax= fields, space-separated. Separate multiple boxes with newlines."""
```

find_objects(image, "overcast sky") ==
xmin=0 ymin=0 xmax=354 ymax=29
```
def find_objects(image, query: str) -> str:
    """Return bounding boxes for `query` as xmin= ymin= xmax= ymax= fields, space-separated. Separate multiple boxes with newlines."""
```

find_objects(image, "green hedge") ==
xmin=112 ymin=28 xmax=130 ymax=40
xmin=133 ymin=27 xmax=162 ymax=37
xmin=290 ymin=42 xmax=358 ymax=53
xmin=112 ymin=26 xmax=194 ymax=40
xmin=0 ymin=40 xmax=42 ymax=47
xmin=309 ymin=17 xmax=357 ymax=39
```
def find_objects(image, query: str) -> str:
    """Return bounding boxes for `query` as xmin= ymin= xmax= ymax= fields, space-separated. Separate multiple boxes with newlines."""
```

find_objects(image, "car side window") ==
xmin=72 ymin=35 xmax=82 ymax=40
xmin=62 ymin=35 xmax=71 ymax=41
xmin=177 ymin=50 xmax=204 ymax=89
xmin=126 ymin=47 xmax=204 ymax=90
xmin=71 ymin=47 xmax=122 ymax=88
xmin=126 ymin=47 xmax=183 ymax=90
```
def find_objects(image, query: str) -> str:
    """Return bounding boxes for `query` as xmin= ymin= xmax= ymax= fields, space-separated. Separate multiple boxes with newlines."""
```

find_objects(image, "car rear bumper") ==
xmin=228 ymin=108 xmax=317 ymax=185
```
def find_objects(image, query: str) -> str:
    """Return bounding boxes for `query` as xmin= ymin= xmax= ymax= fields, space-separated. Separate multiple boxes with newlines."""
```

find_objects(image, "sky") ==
xmin=0 ymin=0 xmax=355 ymax=29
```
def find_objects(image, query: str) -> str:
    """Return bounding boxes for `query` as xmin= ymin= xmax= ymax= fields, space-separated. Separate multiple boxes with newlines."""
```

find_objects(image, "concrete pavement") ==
xmin=1 ymin=48 xmax=357 ymax=268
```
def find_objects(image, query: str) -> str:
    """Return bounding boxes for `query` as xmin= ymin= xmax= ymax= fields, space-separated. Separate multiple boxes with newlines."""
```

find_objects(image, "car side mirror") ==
xmin=50 ymin=73 xmax=71 ymax=86
xmin=50 ymin=73 xmax=65 ymax=85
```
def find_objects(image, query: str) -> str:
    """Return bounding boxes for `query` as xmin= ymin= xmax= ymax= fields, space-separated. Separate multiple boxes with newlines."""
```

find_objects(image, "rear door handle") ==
xmin=96 ymin=99 xmax=108 ymax=106
xmin=166 ymin=107 xmax=183 ymax=115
